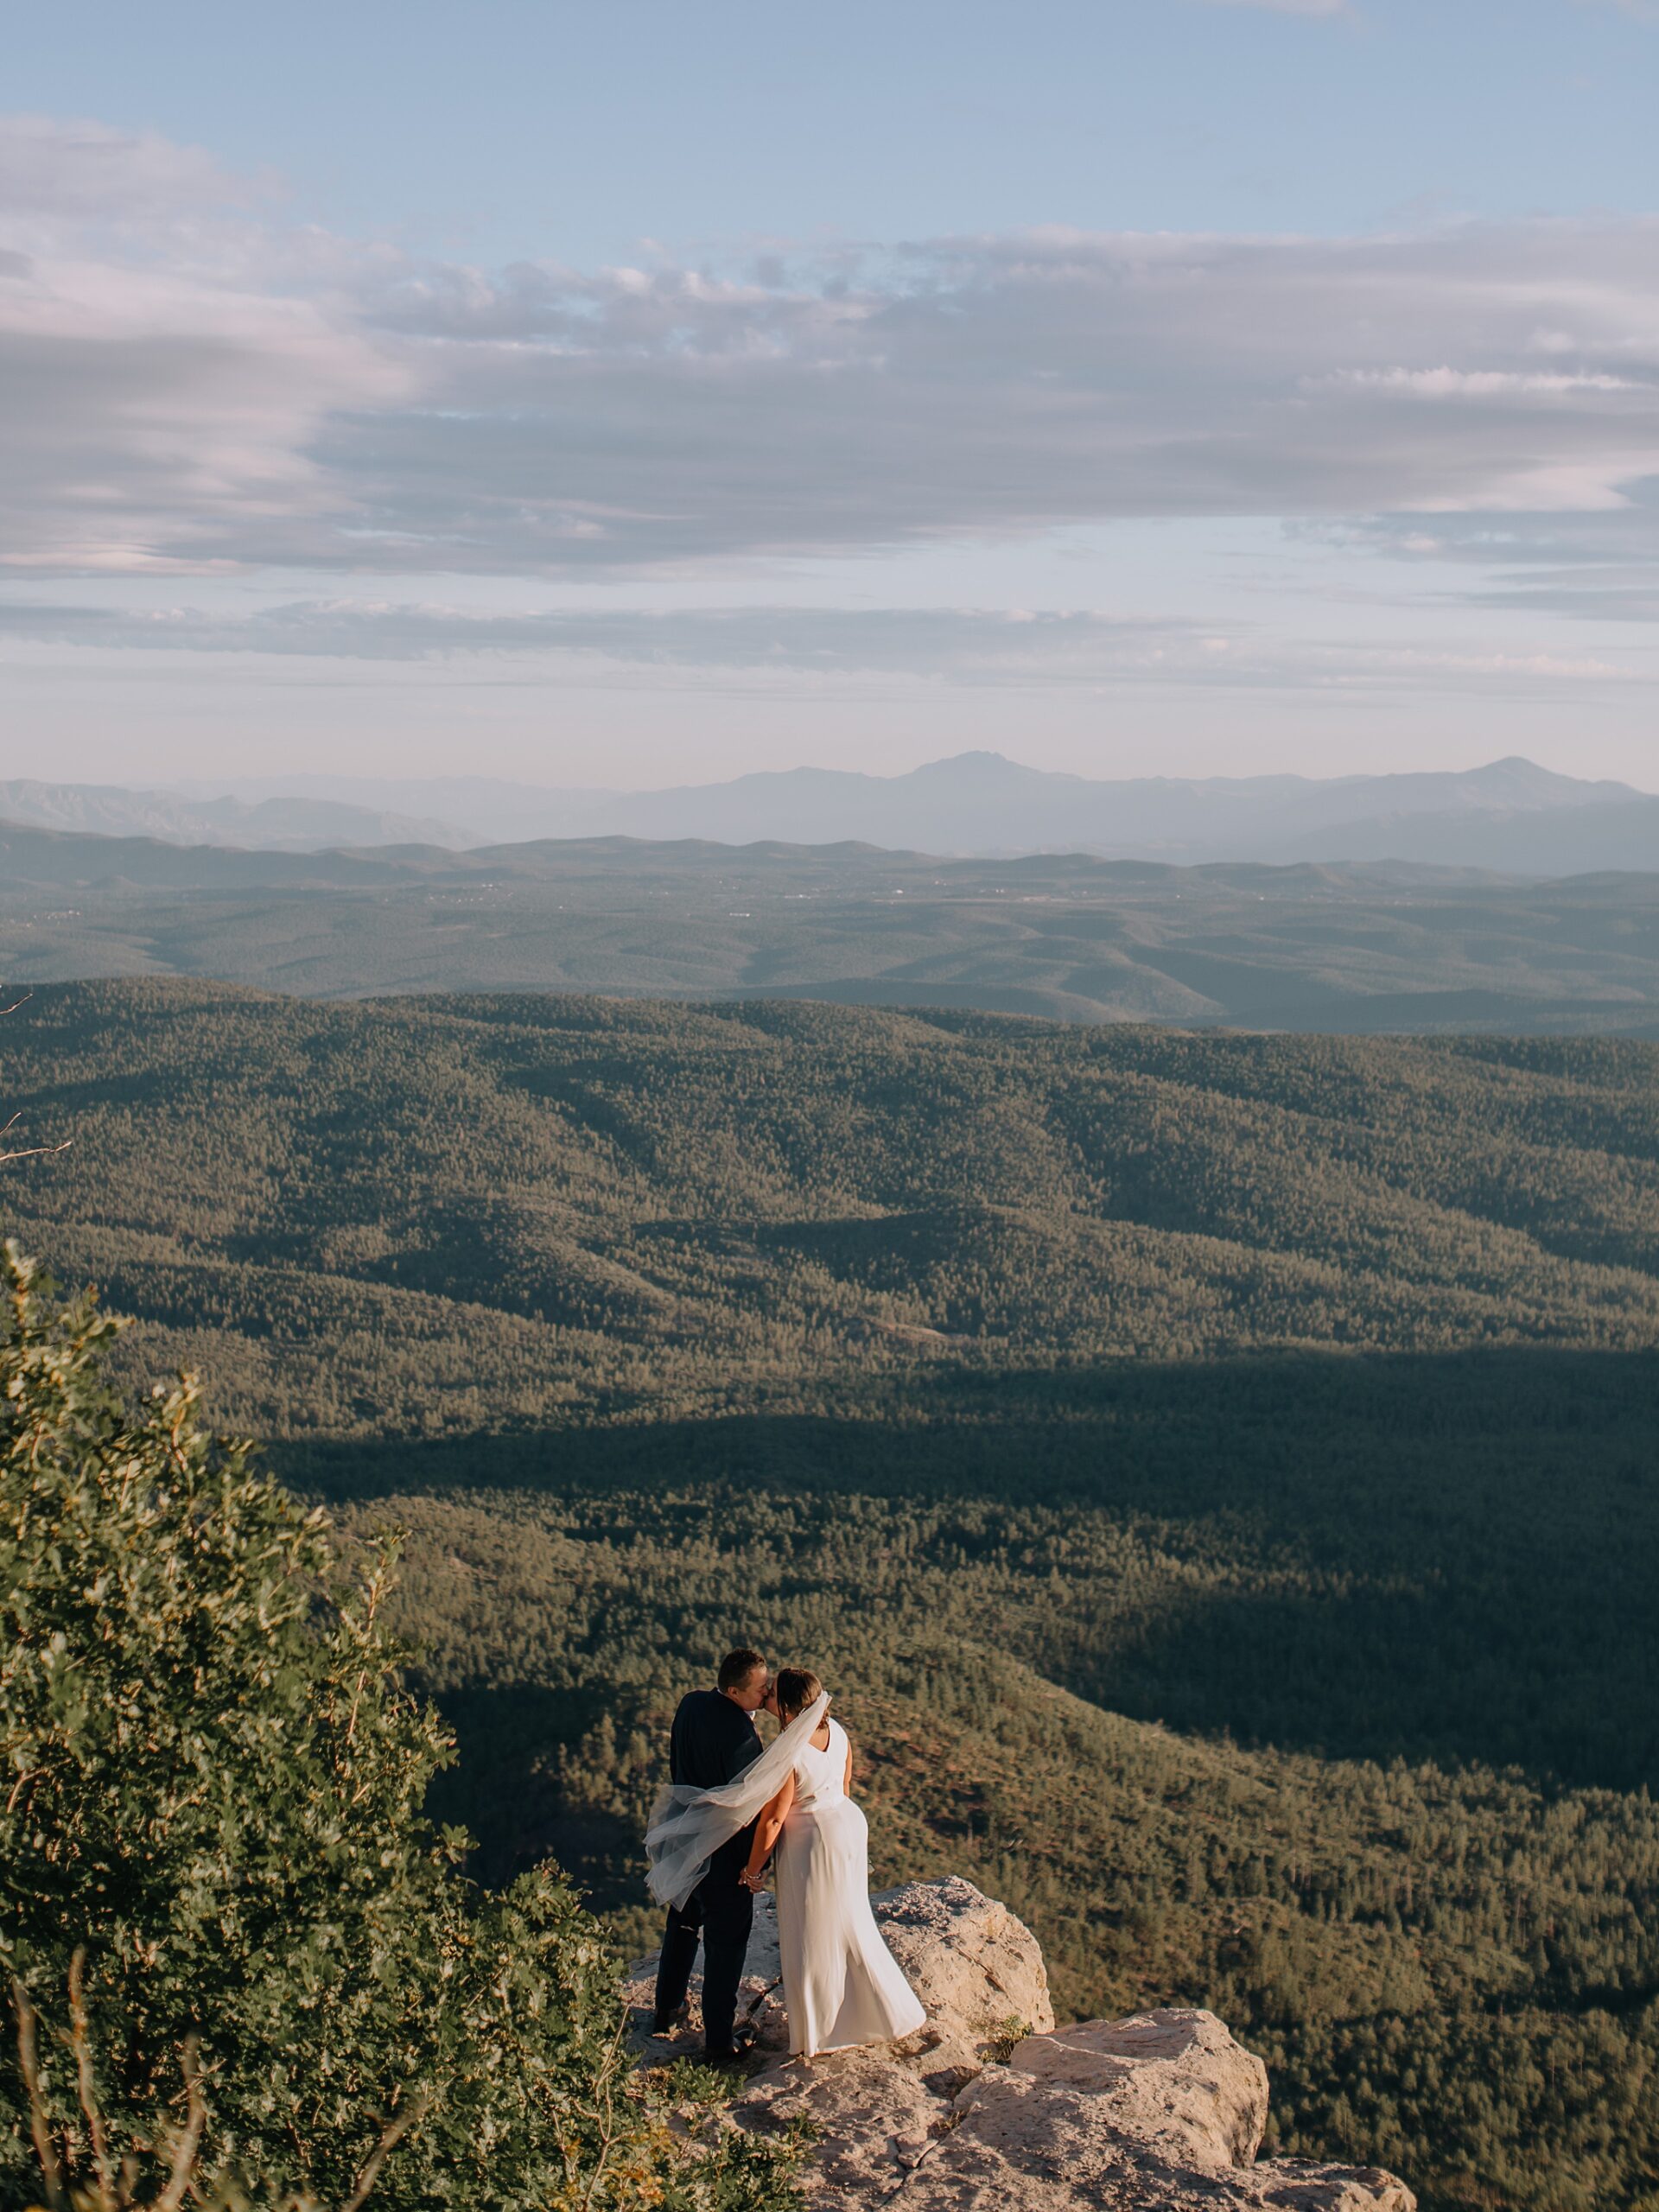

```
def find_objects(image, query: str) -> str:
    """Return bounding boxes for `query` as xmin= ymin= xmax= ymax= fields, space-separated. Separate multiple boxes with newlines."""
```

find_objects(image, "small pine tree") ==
xmin=0 ymin=1244 xmax=797 ymax=2212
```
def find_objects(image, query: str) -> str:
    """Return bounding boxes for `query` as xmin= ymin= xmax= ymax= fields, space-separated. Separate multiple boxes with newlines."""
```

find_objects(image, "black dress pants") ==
xmin=654 ymin=1866 xmax=754 ymax=2054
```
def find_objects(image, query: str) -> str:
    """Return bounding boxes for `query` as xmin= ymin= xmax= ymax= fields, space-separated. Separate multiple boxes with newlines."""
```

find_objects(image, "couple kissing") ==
xmin=645 ymin=1649 xmax=926 ymax=2064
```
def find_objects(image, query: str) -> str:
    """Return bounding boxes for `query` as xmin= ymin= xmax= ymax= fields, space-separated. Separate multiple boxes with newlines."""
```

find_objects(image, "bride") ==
xmin=645 ymin=1668 xmax=926 ymax=2060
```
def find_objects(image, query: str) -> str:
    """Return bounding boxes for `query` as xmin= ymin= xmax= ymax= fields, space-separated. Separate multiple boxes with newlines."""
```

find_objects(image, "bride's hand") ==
xmin=740 ymin=1867 xmax=765 ymax=1892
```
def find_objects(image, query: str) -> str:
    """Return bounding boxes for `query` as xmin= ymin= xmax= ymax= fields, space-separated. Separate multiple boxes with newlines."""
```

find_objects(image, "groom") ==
xmin=652 ymin=1647 xmax=772 ymax=2063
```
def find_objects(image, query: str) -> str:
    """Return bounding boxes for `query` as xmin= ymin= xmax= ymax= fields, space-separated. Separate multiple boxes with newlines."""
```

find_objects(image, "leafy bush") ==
xmin=0 ymin=1243 xmax=798 ymax=2212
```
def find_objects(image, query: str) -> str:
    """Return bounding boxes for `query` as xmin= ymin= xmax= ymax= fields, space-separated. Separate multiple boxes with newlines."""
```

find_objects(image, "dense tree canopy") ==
xmin=12 ymin=985 xmax=1659 ymax=1440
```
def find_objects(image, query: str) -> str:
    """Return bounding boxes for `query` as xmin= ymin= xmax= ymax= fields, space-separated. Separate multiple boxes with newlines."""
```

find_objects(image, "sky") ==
xmin=2 ymin=0 xmax=1657 ymax=792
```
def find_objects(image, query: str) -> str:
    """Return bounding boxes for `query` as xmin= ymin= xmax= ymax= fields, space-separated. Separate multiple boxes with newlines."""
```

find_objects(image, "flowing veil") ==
xmin=645 ymin=1692 xmax=831 ymax=1910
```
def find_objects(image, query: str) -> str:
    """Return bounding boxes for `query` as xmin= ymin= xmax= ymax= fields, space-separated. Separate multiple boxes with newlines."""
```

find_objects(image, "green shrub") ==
xmin=0 ymin=1243 xmax=798 ymax=2212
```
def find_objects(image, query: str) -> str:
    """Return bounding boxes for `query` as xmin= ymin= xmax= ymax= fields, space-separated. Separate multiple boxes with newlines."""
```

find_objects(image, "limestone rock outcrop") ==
xmin=631 ymin=1875 xmax=1414 ymax=2212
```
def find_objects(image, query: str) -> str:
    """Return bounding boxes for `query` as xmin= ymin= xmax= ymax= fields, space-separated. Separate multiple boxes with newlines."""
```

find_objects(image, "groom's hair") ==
xmin=773 ymin=1667 xmax=823 ymax=1720
xmin=717 ymin=1648 xmax=765 ymax=1693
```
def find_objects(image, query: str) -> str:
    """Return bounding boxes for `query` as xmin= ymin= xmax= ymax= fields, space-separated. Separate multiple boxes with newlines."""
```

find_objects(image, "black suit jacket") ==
xmin=669 ymin=1689 xmax=762 ymax=1885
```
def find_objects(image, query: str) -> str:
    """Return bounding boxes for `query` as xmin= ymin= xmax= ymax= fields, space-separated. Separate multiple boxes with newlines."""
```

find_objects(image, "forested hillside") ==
xmin=7 ymin=980 xmax=1659 ymax=2209
xmin=12 ymin=980 xmax=1659 ymax=1433
xmin=8 ymin=843 xmax=1659 ymax=1029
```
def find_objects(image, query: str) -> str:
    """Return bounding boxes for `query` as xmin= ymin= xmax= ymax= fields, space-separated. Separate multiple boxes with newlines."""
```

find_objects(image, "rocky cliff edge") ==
xmin=627 ymin=1876 xmax=1414 ymax=2212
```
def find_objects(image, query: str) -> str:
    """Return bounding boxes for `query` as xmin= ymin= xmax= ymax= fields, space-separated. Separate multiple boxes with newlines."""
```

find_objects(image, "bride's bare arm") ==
xmin=843 ymin=1732 xmax=854 ymax=1796
xmin=742 ymin=1772 xmax=796 ymax=1889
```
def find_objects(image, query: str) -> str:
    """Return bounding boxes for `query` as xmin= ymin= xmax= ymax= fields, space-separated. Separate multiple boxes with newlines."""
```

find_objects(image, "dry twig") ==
xmin=12 ymin=1978 xmax=68 ymax=2212
xmin=67 ymin=1949 xmax=117 ymax=2203
xmin=0 ymin=1108 xmax=71 ymax=1166
xmin=0 ymin=991 xmax=72 ymax=1162
xmin=152 ymin=2041 xmax=207 ymax=2212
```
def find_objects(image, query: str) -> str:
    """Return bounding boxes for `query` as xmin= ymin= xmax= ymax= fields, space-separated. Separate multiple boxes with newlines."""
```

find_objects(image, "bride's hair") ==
xmin=773 ymin=1667 xmax=823 ymax=1722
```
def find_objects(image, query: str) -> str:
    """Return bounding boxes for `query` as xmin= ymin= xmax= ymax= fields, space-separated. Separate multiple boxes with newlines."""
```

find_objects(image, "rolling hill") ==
xmin=8 ymin=826 xmax=1659 ymax=1029
xmin=13 ymin=983 xmax=1659 ymax=1440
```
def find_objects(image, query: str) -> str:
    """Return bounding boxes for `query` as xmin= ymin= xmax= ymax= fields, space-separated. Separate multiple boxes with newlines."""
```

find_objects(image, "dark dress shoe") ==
xmin=651 ymin=2001 xmax=690 ymax=2036
xmin=703 ymin=2033 xmax=757 ymax=2066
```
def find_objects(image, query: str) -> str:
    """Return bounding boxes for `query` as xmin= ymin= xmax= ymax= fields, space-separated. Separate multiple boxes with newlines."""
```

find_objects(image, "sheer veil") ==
xmin=645 ymin=1692 xmax=831 ymax=1910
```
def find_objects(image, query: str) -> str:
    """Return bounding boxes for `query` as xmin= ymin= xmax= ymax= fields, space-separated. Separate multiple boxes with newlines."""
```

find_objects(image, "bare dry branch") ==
xmin=11 ymin=1977 xmax=68 ymax=2212
xmin=6 ymin=1762 xmax=44 ymax=1815
xmin=0 ymin=1138 xmax=73 ymax=1165
xmin=67 ymin=1948 xmax=118 ymax=2203
xmin=340 ymin=2095 xmax=429 ymax=2212
xmin=1 ymin=997 xmax=73 ymax=1161
xmin=153 ymin=2038 xmax=207 ymax=2212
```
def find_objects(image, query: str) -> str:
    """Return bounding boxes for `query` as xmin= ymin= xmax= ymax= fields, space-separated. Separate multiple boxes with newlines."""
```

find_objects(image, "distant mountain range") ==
xmin=547 ymin=752 xmax=1651 ymax=867
xmin=0 ymin=779 xmax=475 ymax=853
xmin=5 ymin=752 xmax=1659 ymax=872
xmin=82 ymin=751 xmax=1659 ymax=870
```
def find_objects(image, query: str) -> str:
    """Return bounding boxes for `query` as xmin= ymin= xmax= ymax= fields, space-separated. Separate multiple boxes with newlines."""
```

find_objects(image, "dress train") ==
xmin=772 ymin=1718 xmax=926 ymax=2057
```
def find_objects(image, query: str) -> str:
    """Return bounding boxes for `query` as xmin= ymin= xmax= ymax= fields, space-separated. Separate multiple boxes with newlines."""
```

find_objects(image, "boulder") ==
xmin=1005 ymin=2009 xmax=1268 ymax=2166
xmin=938 ymin=2009 xmax=1414 ymax=2210
xmin=632 ymin=1878 xmax=1414 ymax=2212
xmin=625 ymin=1872 xmax=1052 ymax=2052
xmin=874 ymin=1874 xmax=1055 ymax=2041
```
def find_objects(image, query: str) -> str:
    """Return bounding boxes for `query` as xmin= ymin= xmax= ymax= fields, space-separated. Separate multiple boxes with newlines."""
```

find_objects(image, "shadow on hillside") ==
xmin=277 ymin=1344 xmax=1659 ymax=1800
xmin=423 ymin=1684 xmax=642 ymax=1891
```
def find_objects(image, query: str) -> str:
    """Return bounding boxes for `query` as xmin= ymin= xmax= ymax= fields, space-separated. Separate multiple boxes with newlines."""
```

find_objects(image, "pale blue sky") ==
xmin=12 ymin=0 xmax=1659 ymax=257
xmin=1 ymin=1 xmax=1656 ymax=790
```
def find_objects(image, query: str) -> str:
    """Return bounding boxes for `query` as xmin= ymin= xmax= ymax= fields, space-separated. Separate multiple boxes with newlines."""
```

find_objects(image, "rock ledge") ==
xmin=630 ymin=1877 xmax=1414 ymax=2212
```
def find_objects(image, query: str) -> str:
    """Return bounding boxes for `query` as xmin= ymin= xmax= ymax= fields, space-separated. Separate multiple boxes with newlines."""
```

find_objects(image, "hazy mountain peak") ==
xmin=1454 ymin=755 xmax=1637 ymax=803
xmin=6 ymin=754 xmax=1649 ymax=866
xmin=903 ymin=750 xmax=1071 ymax=787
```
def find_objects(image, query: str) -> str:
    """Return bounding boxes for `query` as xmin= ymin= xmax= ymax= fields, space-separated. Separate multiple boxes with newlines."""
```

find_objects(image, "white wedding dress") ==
xmin=773 ymin=1718 xmax=927 ymax=2057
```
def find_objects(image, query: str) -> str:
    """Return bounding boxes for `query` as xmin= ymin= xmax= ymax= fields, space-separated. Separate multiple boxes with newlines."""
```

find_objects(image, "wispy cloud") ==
xmin=0 ymin=598 xmax=1638 ymax=702
xmin=0 ymin=119 xmax=405 ymax=575
xmin=1299 ymin=479 xmax=1659 ymax=620
xmin=0 ymin=599 xmax=1192 ymax=672
xmin=3 ymin=115 xmax=1659 ymax=582
xmin=0 ymin=111 xmax=261 ymax=219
